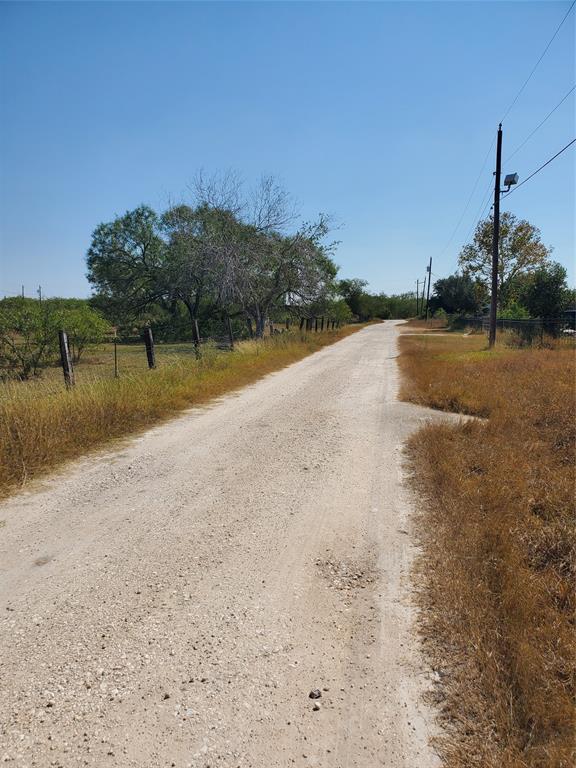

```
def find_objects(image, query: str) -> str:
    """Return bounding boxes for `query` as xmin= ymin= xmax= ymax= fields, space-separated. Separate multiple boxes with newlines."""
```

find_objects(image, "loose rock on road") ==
xmin=0 ymin=321 xmax=445 ymax=767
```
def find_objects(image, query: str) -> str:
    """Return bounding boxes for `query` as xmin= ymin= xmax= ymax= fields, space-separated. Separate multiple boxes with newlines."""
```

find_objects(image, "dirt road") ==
xmin=0 ymin=321 xmax=445 ymax=768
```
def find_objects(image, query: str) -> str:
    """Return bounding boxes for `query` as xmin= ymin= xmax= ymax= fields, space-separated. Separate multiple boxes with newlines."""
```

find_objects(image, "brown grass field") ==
xmin=0 ymin=327 xmax=361 ymax=499
xmin=399 ymin=331 xmax=575 ymax=768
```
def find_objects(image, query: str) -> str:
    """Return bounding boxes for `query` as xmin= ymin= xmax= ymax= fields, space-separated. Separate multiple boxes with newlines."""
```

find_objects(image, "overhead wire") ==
xmin=445 ymin=2 xmax=575 ymax=262
xmin=500 ymin=0 xmax=575 ymax=122
xmin=435 ymin=136 xmax=496 ymax=260
xmin=502 ymin=137 xmax=576 ymax=198
xmin=505 ymin=84 xmax=575 ymax=163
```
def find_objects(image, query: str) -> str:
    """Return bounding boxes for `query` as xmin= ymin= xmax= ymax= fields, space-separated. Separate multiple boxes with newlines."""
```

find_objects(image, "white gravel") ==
xmin=0 ymin=320 xmax=448 ymax=767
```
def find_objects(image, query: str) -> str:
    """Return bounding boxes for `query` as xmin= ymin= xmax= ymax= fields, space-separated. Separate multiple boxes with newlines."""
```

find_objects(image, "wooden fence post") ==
xmin=226 ymin=316 xmax=235 ymax=349
xmin=314 ymin=317 xmax=319 ymax=332
xmin=58 ymin=330 xmax=75 ymax=388
xmin=114 ymin=333 xmax=119 ymax=378
xmin=192 ymin=318 xmax=201 ymax=356
xmin=299 ymin=317 xmax=305 ymax=331
xmin=143 ymin=327 xmax=156 ymax=369
xmin=320 ymin=316 xmax=324 ymax=331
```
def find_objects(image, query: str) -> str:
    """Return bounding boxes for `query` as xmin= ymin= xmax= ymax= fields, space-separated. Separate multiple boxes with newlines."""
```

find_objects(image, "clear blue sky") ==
xmin=0 ymin=1 xmax=574 ymax=299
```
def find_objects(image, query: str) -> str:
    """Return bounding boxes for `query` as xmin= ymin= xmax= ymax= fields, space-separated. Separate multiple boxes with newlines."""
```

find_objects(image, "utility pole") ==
xmin=416 ymin=279 xmax=420 ymax=315
xmin=37 ymin=285 xmax=42 ymax=302
xmin=488 ymin=123 xmax=503 ymax=348
xmin=21 ymin=285 xmax=24 ymax=298
xmin=425 ymin=257 xmax=432 ymax=320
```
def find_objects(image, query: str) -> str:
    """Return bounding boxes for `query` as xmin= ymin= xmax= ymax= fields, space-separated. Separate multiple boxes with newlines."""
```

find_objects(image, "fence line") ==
xmin=454 ymin=315 xmax=576 ymax=346
xmin=55 ymin=316 xmax=343 ymax=387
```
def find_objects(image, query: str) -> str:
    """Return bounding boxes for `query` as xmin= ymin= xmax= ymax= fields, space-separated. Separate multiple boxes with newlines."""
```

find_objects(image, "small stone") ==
xmin=163 ymin=693 xmax=170 ymax=700
xmin=312 ymin=703 xmax=320 ymax=712
xmin=308 ymin=689 xmax=321 ymax=699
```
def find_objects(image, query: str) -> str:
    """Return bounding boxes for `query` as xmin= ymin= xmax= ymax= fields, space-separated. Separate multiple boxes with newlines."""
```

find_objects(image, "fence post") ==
xmin=143 ymin=327 xmax=156 ymax=369
xmin=314 ymin=317 xmax=319 ymax=332
xmin=320 ymin=316 xmax=324 ymax=331
xmin=299 ymin=317 xmax=305 ymax=331
xmin=286 ymin=317 xmax=290 ymax=330
xmin=191 ymin=318 xmax=201 ymax=357
xmin=113 ymin=332 xmax=119 ymax=378
xmin=226 ymin=316 xmax=234 ymax=350
xmin=269 ymin=319 xmax=274 ymax=336
xmin=58 ymin=330 xmax=75 ymax=388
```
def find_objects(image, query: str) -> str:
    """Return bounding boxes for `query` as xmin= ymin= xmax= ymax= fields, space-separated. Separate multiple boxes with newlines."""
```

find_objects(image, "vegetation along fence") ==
xmin=54 ymin=316 xmax=342 ymax=388
xmin=454 ymin=316 xmax=575 ymax=346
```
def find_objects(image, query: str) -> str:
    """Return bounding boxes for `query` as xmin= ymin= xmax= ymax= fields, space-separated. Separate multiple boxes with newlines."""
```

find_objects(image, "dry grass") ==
xmin=0 ymin=327 xmax=361 ymax=499
xmin=399 ymin=333 xmax=575 ymax=768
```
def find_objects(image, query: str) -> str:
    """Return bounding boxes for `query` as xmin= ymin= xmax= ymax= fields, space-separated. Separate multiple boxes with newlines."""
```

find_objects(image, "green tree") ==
xmin=458 ymin=212 xmax=551 ymax=307
xmin=0 ymin=298 xmax=61 ymax=379
xmin=62 ymin=305 xmax=111 ymax=361
xmin=338 ymin=279 xmax=369 ymax=318
xmin=86 ymin=205 xmax=168 ymax=320
xmin=518 ymin=261 xmax=570 ymax=318
xmin=430 ymin=273 xmax=482 ymax=315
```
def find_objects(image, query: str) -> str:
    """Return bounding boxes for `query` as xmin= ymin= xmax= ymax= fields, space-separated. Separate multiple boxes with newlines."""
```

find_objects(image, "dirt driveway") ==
xmin=0 ymin=321 xmax=446 ymax=768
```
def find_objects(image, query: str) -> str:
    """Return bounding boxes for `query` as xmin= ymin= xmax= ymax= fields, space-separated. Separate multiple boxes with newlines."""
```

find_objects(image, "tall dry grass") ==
xmin=400 ymin=334 xmax=575 ymax=768
xmin=0 ymin=328 xmax=360 ymax=499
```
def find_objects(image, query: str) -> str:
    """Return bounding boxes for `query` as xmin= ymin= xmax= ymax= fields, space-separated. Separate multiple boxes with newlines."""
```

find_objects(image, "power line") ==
xmin=435 ymin=136 xmax=496 ymax=260
xmin=460 ymin=180 xmax=494 ymax=248
xmin=505 ymin=85 xmax=576 ymax=163
xmin=502 ymin=137 xmax=576 ymax=198
xmin=501 ymin=1 xmax=575 ymax=122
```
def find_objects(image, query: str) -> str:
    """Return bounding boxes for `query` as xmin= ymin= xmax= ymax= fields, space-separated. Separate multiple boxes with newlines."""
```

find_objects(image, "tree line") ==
xmin=430 ymin=212 xmax=575 ymax=319
xmin=0 ymin=176 xmax=414 ymax=379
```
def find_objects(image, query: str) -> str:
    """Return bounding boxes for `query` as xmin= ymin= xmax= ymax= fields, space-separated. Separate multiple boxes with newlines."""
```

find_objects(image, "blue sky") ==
xmin=0 ymin=1 xmax=574 ymax=298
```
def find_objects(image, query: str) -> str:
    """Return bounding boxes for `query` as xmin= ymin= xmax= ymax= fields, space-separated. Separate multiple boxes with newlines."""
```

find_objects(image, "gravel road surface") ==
xmin=1 ymin=321 xmax=445 ymax=768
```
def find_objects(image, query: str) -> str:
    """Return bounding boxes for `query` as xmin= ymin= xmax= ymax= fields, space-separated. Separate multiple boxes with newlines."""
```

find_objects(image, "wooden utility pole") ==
xmin=489 ymin=124 xmax=503 ymax=348
xmin=425 ymin=257 xmax=432 ymax=320
xmin=58 ymin=330 xmax=75 ymax=387
xmin=416 ymin=279 xmax=420 ymax=315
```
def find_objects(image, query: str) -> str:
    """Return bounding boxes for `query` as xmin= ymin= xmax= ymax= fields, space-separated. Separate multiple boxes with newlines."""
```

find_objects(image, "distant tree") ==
xmin=62 ymin=305 xmax=111 ymax=361
xmin=518 ymin=261 xmax=570 ymax=318
xmin=430 ymin=273 xmax=481 ymax=315
xmin=0 ymin=298 xmax=61 ymax=379
xmin=458 ymin=212 xmax=551 ymax=307
xmin=338 ymin=279 xmax=369 ymax=318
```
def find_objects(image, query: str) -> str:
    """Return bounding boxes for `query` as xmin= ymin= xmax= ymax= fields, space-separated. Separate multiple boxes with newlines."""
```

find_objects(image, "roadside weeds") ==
xmin=400 ymin=333 xmax=575 ymax=768
xmin=0 ymin=327 xmax=362 ymax=500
